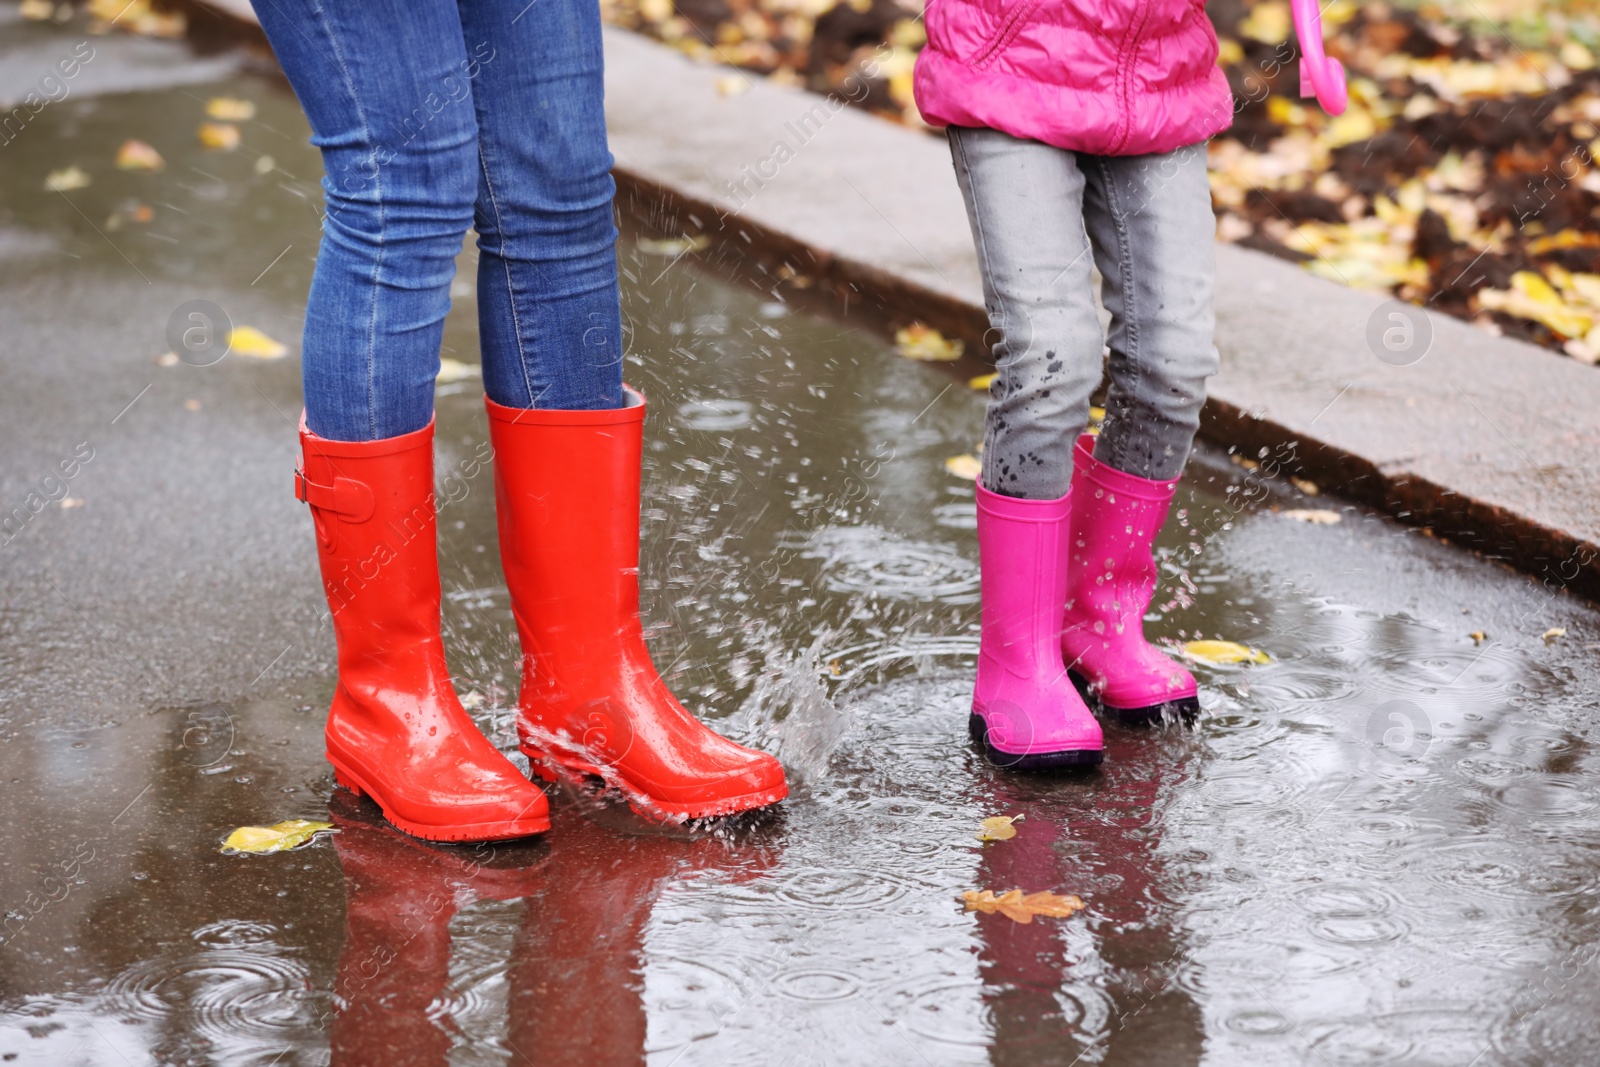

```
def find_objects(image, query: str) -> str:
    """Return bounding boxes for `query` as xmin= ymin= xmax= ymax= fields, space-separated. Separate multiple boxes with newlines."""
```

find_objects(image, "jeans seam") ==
xmin=308 ymin=0 xmax=384 ymax=440
xmin=1097 ymin=154 xmax=1139 ymax=474
xmin=477 ymin=140 xmax=536 ymax=408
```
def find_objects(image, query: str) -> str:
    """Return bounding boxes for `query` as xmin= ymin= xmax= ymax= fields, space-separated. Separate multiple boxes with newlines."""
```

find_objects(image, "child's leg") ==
xmin=1059 ymin=144 xmax=1217 ymax=724
xmin=948 ymin=127 xmax=1104 ymax=769
xmin=1080 ymin=143 xmax=1219 ymax=478
xmin=947 ymin=127 xmax=1104 ymax=500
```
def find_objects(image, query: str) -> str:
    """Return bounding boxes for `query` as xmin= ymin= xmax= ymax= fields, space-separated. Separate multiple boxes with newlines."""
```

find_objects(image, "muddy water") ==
xmin=4 ymin=14 xmax=1600 ymax=1067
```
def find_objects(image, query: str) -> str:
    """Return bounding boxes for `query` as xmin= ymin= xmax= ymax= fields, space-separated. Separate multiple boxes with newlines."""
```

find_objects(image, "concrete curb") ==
xmin=187 ymin=2 xmax=1600 ymax=600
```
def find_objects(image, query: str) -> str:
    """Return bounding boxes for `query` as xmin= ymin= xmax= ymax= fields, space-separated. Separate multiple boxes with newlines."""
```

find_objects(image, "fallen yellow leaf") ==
xmin=115 ymin=139 xmax=165 ymax=171
xmin=228 ymin=326 xmax=288 ymax=359
xmin=1180 ymin=640 xmax=1270 ymax=666
xmin=436 ymin=357 xmax=481 ymax=383
xmin=1291 ymin=477 xmax=1320 ymax=496
xmin=1542 ymin=627 xmax=1566 ymax=643
xmin=945 ymin=454 xmax=981 ymax=481
xmin=894 ymin=323 xmax=964 ymax=362
xmin=19 ymin=0 xmax=53 ymax=20
xmin=975 ymin=814 xmax=1021 ymax=841
xmin=1237 ymin=0 xmax=1289 ymax=43
xmin=968 ymin=372 xmax=997 ymax=390
xmin=1469 ymin=630 xmax=1487 ymax=644
xmin=961 ymin=888 xmax=1085 ymax=924
xmin=198 ymin=122 xmax=241 ymax=150
xmin=715 ymin=74 xmax=750 ymax=97
xmin=1280 ymin=508 xmax=1341 ymax=524
xmin=222 ymin=819 xmax=333 ymax=854
xmin=44 ymin=166 xmax=91 ymax=192
xmin=205 ymin=96 xmax=257 ymax=122
xmin=637 ymin=234 xmax=709 ymax=256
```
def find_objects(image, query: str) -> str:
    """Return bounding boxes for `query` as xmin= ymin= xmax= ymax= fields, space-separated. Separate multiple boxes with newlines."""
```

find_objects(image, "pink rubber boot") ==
xmin=1061 ymin=434 xmax=1199 ymax=724
xmin=971 ymin=483 xmax=1104 ymax=769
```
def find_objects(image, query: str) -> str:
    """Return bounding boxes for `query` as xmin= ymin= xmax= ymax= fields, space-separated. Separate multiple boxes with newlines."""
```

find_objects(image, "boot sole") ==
xmin=1068 ymin=671 xmax=1200 ymax=726
xmin=967 ymin=713 xmax=1104 ymax=770
xmin=521 ymin=743 xmax=789 ymax=822
xmin=330 ymin=762 xmax=551 ymax=842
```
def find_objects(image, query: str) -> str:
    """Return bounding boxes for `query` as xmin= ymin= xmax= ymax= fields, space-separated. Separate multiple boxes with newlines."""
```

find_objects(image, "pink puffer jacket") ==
xmin=913 ymin=0 xmax=1234 ymax=156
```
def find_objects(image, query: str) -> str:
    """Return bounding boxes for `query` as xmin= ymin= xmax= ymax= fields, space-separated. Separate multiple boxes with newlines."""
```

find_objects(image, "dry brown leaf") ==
xmin=944 ymin=454 xmax=981 ymax=481
xmin=197 ymin=122 xmax=241 ymax=150
xmin=44 ymin=166 xmax=91 ymax=192
xmin=115 ymin=139 xmax=165 ymax=171
xmin=961 ymin=888 xmax=1085 ymax=924
xmin=205 ymin=97 xmax=257 ymax=122
xmin=894 ymin=324 xmax=964 ymax=362
xmin=975 ymin=814 xmax=1021 ymax=841
xmin=1180 ymin=640 xmax=1270 ymax=666
xmin=1280 ymin=508 xmax=1341 ymax=524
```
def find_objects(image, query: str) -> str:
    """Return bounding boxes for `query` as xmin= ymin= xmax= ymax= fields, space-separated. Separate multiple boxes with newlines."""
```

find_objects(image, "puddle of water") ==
xmin=4 ymin=18 xmax=1600 ymax=1067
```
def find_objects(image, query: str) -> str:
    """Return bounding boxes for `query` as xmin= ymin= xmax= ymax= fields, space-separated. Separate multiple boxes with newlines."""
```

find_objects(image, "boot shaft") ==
xmin=1066 ymin=433 xmax=1177 ymax=627
xmin=976 ymin=484 xmax=1073 ymax=675
xmin=297 ymin=418 xmax=446 ymax=665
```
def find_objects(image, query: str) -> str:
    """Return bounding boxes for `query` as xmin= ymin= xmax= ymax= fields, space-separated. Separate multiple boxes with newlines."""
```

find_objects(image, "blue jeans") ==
xmin=252 ymin=0 xmax=626 ymax=441
xmin=948 ymin=127 xmax=1219 ymax=496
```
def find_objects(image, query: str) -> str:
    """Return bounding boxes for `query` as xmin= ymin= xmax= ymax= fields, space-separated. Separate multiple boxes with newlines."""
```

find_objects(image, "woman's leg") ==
xmin=456 ymin=0 xmax=625 ymax=411
xmin=947 ymin=126 xmax=1105 ymax=500
xmin=252 ymin=0 xmax=551 ymax=841
xmin=1081 ymin=144 xmax=1219 ymax=479
xmin=251 ymin=0 xmax=481 ymax=440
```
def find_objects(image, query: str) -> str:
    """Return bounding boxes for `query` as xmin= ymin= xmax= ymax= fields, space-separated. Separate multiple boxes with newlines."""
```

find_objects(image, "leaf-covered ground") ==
xmin=599 ymin=0 xmax=1600 ymax=364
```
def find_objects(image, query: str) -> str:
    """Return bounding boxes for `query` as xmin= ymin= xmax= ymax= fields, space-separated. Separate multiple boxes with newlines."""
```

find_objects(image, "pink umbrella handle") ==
xmin=1292 ymin=0 xmax=1348 ymax=114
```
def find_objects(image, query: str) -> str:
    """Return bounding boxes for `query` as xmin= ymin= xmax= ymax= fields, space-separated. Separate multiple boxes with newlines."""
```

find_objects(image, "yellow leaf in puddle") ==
xmin=205 ymin=97 xmax=257 ymax=122
xmin=1180 ymin=640 xmax=1270 ymax=666
xmin=715 ymin=74 xmax=750 ymax=97
xmin=44 ymin=166 xmax=91 ymax=192
xmin=436 ymin=357 xmax=481 ymax=383
xmin=1291 ymin=477 xmax=1320 ymax=496
xmin=976 ymin=815 xmax=1022 ymax=841
xmin=227 ymin=326 xmax=288 ymax=359
xmin=945 ymin=454 xmax=981 ymax=480
xmin=968 ymin=372 xmax=998 ymax=390
xmin=198 ymin=122 xmax=241 ymax=150
xmin=1543 ymin=627 xmax=1566 ymax=643
xmin=894 ymin=324 xmax=964 ymax=362
xmin=637 ymin=234 xmax=710 ymax=256
xmin=1280 ymin=508 xmax=1341 ymax=524
xmin=1469 ymin=630 xmax=1487 ymax=644
xmin=961 ymin=888 xmax=1085 ymax=924
xmin=223 ymin=819 xmax=334 ymax=854
xmin=115 ymin=139 xmax=165 ymax=171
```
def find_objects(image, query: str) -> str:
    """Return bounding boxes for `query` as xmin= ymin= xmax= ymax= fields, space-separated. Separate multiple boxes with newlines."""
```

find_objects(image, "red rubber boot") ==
xmin=298 ymin=416 xmax=551 ymax=841
xmin=485 ymin=389 xmax=788 ymax=821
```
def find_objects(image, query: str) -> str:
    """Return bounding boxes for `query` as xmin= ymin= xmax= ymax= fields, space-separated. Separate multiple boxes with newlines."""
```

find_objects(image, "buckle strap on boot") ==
xmin=294 ymin=469 xmax=375 ymax=522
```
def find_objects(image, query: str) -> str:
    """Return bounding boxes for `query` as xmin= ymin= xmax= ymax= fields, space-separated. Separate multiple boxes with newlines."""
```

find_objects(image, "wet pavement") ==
xmin=5 ymin=13 xmax=1600 ymax=1067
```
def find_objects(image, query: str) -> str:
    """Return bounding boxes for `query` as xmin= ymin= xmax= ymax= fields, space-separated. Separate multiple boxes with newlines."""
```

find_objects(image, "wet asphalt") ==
xmin=6 ymin=10 xmax=1600 ymax=1067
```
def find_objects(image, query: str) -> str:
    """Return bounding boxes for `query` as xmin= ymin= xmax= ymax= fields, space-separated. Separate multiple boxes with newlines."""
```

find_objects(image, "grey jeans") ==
xmin=949 ymin=127 xmax=1220 ymax=498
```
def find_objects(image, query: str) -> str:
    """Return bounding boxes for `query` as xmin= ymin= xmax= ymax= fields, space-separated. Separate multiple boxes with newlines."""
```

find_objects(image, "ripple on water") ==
xmin=103 ymin=922 xmax=316 ymax=1052
xmin=801 ymin=526 xmax=980 ymax=604
xmin=1487 ymin=776 xmax=1599 ymax=820
xmin=643 ymin=955 xmax=748 ymax=1053
xmin=930 ymin=501 xmax=978 ymax=530
xmin=1416 ymin=838 xmax=1533 ymax=903
xmin=773 ymin=967 xmax=862 ymax=1002
xmin=775 ymin=868 xmax=914 ymax=912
